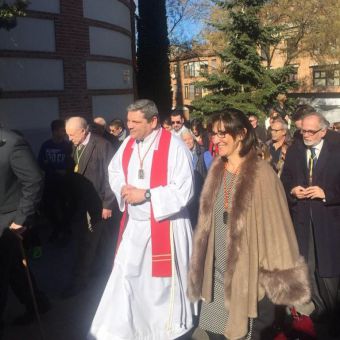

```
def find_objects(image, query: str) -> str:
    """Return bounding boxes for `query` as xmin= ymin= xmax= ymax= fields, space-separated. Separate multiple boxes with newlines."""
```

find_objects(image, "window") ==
xmin=287 ymin=65 xmax=298 ymax=82
xmin=184 ymin=85 xmax=189 ymax=99
xmin=260 ymin=45 xmax=270 ymax=61
xmin=189 ymin=84 xmax=195 ymax=99
xmin=211 ymin=58 xmax=217 ymax=72
xmin=183 ymin=61 xmax=208 ymax=78
xmin=313 ymin=66 xmax=340 ymax=86
xmin=184 ymin=84 xmax=202 ymax=99
xmin=286 ymin=38 xmax=297 ymax=60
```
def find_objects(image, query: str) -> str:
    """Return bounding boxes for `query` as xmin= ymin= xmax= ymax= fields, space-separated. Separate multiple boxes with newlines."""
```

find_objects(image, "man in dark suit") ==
xmin=281 ymin=112 xmax=340 ymax=332
xmin=0 ymin=127 xmax=48 ymax=331
xmin=63 ymin=117 xmax=116 ymax=297
xmin=247 ymin=113 xmax=267 ymax=142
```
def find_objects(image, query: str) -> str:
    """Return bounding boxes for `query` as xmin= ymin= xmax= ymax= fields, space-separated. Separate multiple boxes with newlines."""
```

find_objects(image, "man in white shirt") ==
xmin=89 ymin=99 xmax=195 ymax=340
xmin=170 ymin=111 xmax=189 ymax=137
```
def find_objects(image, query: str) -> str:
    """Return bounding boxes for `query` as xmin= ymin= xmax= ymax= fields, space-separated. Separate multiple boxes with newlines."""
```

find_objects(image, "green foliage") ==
xmin=192 ymin=0 xmax=298 ymax=118
xmin=0 ymin=0 xmax=28 ymax=30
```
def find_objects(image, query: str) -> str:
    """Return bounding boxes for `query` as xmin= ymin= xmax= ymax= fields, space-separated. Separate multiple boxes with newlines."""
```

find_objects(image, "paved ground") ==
xmin=2 ymin=225 xmax=339 ymax=340
xmin=2 ymin=226 xmax=110 ymax=340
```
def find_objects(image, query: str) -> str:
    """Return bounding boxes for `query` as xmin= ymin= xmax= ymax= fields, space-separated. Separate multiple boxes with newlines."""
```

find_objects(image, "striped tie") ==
xmin=308 ymin=147 xmax=317 ymax=185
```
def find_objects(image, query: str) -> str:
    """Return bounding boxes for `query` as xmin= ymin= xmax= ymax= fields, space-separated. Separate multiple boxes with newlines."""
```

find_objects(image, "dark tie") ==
xmin=308 ymin=147 xmax=317 ymax=185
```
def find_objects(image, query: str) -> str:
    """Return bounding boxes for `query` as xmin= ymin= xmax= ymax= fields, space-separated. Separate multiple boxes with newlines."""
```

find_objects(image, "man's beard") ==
xmin=303 ymin=139 xmax=318 ymax=147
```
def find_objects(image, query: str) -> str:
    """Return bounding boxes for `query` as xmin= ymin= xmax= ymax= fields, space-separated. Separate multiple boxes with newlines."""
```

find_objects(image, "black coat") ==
xmin=0 ymin=129 xmax=44 ymax=236
xmin=281 ymin=131 xmax=340 ymax=277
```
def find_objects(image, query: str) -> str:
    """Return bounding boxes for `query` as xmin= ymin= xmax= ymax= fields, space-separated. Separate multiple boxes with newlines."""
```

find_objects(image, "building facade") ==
xmin=170 ymin=46 xmax=340 ymax=123
xmin=170 ymin=50 xmax=219 ymax=120
xmin=0 ymin=0 xmax=135 ymax=152
xmin=268 ymin=40 xmax=340 ymax=123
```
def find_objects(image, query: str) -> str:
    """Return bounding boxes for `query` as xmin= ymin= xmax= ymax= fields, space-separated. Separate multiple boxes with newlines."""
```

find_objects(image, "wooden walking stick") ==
xmin=13 ymin=230 xmax=46 ymax=340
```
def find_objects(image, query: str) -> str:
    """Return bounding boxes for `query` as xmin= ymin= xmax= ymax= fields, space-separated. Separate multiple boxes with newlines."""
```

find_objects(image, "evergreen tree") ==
xmin=192 ymin=0 xmax=297 ymax=118
xmin=137 ymin=0 xmax=172 ymax=117
xmin=0 ymin=0 xmax=27 ymax=30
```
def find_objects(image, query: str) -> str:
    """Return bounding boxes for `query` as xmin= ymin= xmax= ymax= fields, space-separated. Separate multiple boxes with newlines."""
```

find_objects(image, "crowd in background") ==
xmin=1 ymin=96 xmax=340 ymax=339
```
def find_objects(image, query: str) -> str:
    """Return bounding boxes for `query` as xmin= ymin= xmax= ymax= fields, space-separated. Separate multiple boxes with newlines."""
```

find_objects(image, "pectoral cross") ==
xmin=138 ymin=169 xmax=144 ymax=179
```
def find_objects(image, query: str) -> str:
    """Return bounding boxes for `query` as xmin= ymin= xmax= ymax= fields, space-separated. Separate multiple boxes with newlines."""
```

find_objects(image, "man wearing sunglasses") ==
xmin=281 ymin=111 xmax=340 ymax=335
xmin=170 ymin=111 xmax=188 ymax=137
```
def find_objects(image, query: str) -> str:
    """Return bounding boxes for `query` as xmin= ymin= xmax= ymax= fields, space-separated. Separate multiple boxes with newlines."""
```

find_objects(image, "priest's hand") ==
xmin=121 ymin=185 xmax=146 ymax=204
xmin=291 ymin=186 xmax=307 ymax=199
xmin=305 ymin=186 xmax=325 ymax=200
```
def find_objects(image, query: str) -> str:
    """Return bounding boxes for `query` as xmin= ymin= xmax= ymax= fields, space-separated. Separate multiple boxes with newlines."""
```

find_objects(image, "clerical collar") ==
xmin=136 ymin=129 xmax=159 ymax=144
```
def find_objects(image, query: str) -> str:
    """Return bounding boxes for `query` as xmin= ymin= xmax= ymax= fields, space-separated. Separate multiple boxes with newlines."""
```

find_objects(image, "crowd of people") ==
xmin=0 ymin=97 xmax=340 ymax=340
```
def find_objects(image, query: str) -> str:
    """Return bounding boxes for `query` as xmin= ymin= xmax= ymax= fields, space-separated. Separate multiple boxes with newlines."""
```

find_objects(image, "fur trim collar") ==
xmin=188 ymin=150 xmax=259 ymax=302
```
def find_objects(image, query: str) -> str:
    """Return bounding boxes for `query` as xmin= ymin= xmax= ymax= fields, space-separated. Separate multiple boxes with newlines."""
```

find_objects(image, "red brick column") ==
xmin=55 ymin=0 xmax=91 ymax=119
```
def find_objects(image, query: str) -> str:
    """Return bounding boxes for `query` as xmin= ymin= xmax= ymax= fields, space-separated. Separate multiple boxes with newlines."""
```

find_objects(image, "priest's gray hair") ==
xmin=302 ymin=111 xmax=329 ymax=130
xmin=127 ymin=99 xmax=159 ymax=122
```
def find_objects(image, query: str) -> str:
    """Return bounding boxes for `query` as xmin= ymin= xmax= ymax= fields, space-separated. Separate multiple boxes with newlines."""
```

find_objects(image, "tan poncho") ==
xmin=188 ymin=150 xmax=311 ymax=340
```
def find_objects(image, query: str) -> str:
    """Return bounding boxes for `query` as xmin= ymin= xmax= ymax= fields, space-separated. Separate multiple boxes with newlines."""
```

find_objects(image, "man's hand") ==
xmin=102 ymin=208 xmax=112 ymax=220
xmin=9 ymin=222 xmax=24 ymax=230
xmin=305 ymin=186 xmax=325 ymax=200
xmin=9 ymin=222 xmax=26 ymax=236
xmin=121 ymin=185 xmax=146 ymax=205
xmin=291 ymin=186 xmax=307 ymax=199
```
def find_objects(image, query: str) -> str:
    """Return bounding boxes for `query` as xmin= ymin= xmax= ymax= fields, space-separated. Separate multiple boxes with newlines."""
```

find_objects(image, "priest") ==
xmin=89 ymin=99 xmax=195 ymax=340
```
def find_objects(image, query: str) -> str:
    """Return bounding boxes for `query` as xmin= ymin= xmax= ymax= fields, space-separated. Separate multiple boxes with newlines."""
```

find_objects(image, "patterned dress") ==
xmin=198 ymin=170 xmax=253 ymax=339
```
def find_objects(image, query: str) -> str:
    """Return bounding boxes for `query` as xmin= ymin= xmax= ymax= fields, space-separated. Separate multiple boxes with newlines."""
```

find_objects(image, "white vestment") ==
xmin=89 ymin=129 xmax=195 ymax=340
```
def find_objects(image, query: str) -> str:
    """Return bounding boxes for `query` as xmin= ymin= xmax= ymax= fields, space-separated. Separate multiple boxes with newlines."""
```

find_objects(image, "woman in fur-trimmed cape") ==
xmin=187 ymin=109 xmax=311 ymax=340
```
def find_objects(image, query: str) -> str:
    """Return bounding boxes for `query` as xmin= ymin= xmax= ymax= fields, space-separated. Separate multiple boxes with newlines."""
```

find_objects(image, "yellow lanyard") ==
xmin=74 ymin=144 xmax=87 ymax=172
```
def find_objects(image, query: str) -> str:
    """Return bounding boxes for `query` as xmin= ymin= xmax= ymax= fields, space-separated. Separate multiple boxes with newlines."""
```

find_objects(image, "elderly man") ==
xmin=267 ymin=118 xmax=289 ymax=172
xmin=291 ymin=104 xmax=316 ymax=142
xmin=181 ymin=130 xmax=212 ymax=228
xmin=63 ymin=117 xmax=116 ymax=297
xmin=281 ymin=112 xmax=340 ymax=334
xmin=89 ymin=99 xmax=195 ymax=339
xmin=93 ymin=116 xmax=119 ymax=148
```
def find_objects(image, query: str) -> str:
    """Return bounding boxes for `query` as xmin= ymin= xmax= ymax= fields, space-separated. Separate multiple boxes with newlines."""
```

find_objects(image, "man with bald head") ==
xmin=64 ymin=116 xmax=115 ymax=297
xmin=92 ymin=116 xmax=119 ymax=148
xmin=282 ymin=112 xmax=340 ymax=333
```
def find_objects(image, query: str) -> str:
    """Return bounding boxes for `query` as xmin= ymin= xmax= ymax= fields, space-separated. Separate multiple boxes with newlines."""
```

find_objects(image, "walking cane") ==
xmin=12 ymin=230 xmax=46 ymax=340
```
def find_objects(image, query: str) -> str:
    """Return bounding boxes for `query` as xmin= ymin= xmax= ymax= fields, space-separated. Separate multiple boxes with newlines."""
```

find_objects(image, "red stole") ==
xmin=117 ymin=129 xmax=172 ymax=277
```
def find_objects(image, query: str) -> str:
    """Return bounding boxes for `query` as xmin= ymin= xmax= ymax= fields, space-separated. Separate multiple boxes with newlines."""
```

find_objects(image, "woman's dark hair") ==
xmin=210 ymin=108 xmax=256 ymax=157
xmin=190 ymin=118 xmax=204 ymax=134
xmin=162 ymin=117 xmax=172 ymax=126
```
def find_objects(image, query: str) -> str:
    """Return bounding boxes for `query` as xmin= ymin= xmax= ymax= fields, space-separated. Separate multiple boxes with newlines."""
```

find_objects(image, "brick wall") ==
xmin=55 ymin=0 xmax=90 ymax=118
xmin=0 ymin=0 xmax=135 ymax=121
